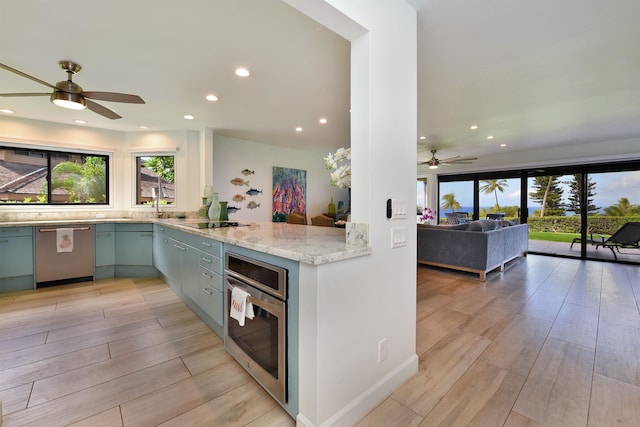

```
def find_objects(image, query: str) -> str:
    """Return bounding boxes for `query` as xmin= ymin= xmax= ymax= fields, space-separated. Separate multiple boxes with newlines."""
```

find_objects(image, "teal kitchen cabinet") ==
xmin=114 ymin=223 xmax=157 ymax=277
xmin=153 ymin=226 xmax=224 ymax=336
xmin=0 ymin=227 xmax=34 ymax=292
xmin=94 ymin=223 xmax=116 ymax=279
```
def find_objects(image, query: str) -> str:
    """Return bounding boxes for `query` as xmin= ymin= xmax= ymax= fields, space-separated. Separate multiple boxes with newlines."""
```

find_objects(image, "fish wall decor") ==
xmin=245 ymin=188 xmax=262 ymax=196
xmin=241 ymin=169 xmax=255 ymax=176
xmin=232 ymin=194 xmax=246 ymax=202
xmin=226 ymin=205 xmax=241 ymax=214
xmin=230 ymin=177 xmax=249 ymax=186
xmin=247 ymin=201 xmax=260 ymax=209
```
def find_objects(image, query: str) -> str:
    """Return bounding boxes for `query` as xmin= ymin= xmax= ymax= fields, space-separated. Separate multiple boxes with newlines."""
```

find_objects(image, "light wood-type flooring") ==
xmin=357 ymin=255 xmax=640 ymax=426
xmin=1 ymin=255 xmax=639 ymax=426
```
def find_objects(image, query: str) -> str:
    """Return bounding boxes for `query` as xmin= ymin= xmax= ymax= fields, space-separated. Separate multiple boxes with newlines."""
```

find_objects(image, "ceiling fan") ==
xmin=419 ymin=149 xmax=477 ymax=169
xmin=0 ymin=60 xmax=144 ymax=120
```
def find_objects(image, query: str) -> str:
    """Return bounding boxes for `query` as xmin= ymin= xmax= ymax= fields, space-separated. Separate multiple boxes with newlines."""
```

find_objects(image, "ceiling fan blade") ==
xmin=438 ymin=155 xmax=461 ymax=163
xmin=442 ymin=161 xmax=474 ymax=165
xmin=0 ymin=93 xmax=51 ymax=97
xmin=82 ymin=91 xmax=145 ymax=104
xmin=446 ymin=157 xmax=478 ymax=163
xmin=86 ymin=99 xmax=122 ymax=120
xmin=0 ymin=63 xmax=57 ymax=90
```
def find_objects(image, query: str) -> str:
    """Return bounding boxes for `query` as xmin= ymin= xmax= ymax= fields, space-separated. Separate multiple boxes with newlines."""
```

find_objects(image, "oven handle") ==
xmin=225 ymin=276 xmax=284 ymax=314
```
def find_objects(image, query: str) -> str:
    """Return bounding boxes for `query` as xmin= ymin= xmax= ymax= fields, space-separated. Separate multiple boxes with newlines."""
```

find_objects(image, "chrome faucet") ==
xmin=153 ymin=187 xmax=163 ymax=218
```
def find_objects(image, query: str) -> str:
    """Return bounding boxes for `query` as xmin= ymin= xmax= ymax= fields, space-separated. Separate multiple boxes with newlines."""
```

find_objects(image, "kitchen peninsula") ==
xmin=0 ymin=216 xmax=372 ymax=425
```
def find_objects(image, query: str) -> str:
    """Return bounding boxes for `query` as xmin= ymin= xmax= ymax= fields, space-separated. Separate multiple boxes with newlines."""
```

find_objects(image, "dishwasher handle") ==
xmin=39 ymin=227 xmax=91 ymax=232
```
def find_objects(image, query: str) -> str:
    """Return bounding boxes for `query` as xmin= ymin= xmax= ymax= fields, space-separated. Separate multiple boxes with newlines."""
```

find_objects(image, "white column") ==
xmin=285 ymin=2 xmax=419 ymax=426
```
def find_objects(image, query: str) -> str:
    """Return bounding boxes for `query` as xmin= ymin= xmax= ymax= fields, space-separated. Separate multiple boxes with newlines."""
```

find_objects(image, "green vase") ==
xmin=219 ymin=201 xmax=228 ymax=221
xmin=198 ymin=197 xmax=209 ymax=218
xmin=208 ymin=192 xmax=220 ymax=221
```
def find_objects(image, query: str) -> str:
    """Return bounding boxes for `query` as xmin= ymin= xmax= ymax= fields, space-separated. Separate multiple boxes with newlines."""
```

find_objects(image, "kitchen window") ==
xmin=134 ymin=155 xmax=175 ymax=206
xmin=0 ymin=146 xmax=109 ymax=205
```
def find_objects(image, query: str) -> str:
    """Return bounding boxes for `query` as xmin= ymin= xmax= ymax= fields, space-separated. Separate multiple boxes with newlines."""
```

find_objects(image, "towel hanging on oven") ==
xmin=230 ymin=286 xmax=255 ymax=326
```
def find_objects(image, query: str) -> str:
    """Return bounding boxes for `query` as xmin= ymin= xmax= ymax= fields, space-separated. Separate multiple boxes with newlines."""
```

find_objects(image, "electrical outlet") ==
xmin=378 ymin=338 xmax=388 ymax=363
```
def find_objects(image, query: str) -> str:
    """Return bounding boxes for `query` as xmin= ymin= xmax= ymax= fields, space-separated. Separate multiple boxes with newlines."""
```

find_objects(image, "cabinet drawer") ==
xmin=95 ymin=223 xmax=115 ymax=232
xmin=116 ymin=223 xmax=153 ymax=232
xmin=0 ymin=227 xmax=33 ymax=237
xmin=199 ymin=253 xmax=222 ymax=275
xmin=197 ymin=280 xmax=224 ymax=325
xmin=198 ymin=265 xmax=223 ymax=292
xmin=197 ymin=238 xmax=223 ymax=257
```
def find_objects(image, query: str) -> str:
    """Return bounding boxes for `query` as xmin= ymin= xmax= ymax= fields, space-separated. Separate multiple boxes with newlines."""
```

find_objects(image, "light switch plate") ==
xmin=391 ymin=227 xmax=407 ymax=248
xmin=389 ymin=198 xmax=408 ymax=220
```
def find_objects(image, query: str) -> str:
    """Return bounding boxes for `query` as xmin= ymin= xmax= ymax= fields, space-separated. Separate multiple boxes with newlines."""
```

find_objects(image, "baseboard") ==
xmin=297 ymin=354 xmax=418 ymax=427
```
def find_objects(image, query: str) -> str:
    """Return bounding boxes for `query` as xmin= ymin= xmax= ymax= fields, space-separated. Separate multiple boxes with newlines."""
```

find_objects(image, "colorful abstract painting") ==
xmin=272 ymin=167 xmax=306 ymax=222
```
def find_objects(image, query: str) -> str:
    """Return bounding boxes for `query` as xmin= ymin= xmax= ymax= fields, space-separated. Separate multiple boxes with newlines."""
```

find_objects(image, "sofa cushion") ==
xmin=466 ymin=219 xmax=502 ymax=232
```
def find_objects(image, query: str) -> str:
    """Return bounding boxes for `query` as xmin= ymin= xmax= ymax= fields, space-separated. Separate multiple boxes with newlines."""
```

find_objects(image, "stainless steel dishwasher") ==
xmin=35 ymin=224 xmax=95 ymax=286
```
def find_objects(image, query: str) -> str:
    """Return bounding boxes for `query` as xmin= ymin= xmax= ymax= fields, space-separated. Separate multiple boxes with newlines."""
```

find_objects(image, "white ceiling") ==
xmin=2 ymin=0 xmax=640 ymax=168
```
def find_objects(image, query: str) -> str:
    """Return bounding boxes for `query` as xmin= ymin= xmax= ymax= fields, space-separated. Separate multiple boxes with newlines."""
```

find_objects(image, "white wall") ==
xmin=0 ymin=116 xmax=348 ymax=222
xmin=285 ymin=1 xmax=419 ymax=426
xmin=211 ymin=133 xmax=349 ymax=223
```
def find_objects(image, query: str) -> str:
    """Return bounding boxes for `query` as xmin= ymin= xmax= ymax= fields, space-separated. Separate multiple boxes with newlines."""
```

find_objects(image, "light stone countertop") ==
xmin=0 ymin=217 xmax=371 ymax=265
xmin=156 ymin=219 xmax=371 ymax=265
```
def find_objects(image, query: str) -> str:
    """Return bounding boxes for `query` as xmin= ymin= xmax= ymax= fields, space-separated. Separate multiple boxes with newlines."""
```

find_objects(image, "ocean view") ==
xmin=437 ymin=206 xmax=540 ymax=218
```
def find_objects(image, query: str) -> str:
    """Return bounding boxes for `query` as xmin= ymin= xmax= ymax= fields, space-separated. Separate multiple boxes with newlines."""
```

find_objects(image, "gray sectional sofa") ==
xmin=417 ymin=220 xmax=528 ymax=281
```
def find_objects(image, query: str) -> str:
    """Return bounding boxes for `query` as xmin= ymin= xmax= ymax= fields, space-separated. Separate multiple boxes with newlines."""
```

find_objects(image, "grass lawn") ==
xmin=529 ymin=231 xmax=582 ymax=243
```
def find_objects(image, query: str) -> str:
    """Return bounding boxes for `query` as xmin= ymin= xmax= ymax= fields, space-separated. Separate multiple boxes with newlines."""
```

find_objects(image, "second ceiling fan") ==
xmin=419 ymin=149 xmax=477 ymax=169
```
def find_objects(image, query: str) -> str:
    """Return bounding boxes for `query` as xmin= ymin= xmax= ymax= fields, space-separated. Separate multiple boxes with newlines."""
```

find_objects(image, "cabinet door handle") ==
xmin=201 ymin=257 xmax=212 ymax=263
xmin=202 ymin=287 xmax=213 ymax=295
xmin=201 ymin=242 xmax=212 ymax=247
xmin=173 ymin=244 xmax=185 ymax=251
xmin=201 ymin=272 xmax=212 ymax=280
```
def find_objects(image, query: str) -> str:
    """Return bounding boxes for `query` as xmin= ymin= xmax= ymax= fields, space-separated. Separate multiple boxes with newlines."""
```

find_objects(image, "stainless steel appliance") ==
xmin=224 ymin=252 xmax=288 ymax=403
xmin=35 ymin=225 xmax=94 ymax=286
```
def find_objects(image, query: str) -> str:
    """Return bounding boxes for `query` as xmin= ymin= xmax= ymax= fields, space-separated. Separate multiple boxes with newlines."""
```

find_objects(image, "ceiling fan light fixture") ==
xmin=51 ymin=91 xmax=86 ymax=110
xmin=429 ymin=164 xmax=438 ymax=169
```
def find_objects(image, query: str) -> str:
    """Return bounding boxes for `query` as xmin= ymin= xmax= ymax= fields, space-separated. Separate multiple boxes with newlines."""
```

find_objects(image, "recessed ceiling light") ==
xmin=319 ymin=118 xmax=327 ymax=124
xmin=235 ymin=67 xmax=250 ymax=77
xmin=500 ymin=143 xmax=507 ymax=147
xmin=419 ymin=136 xmax=426 ymax=140
xmin=486 ymin=135 xmax=494 ymax=140
xmin=295 ymin=127 xmax=303 ymax=132
xmin=139 ymin=125 xmax=150 ymax=130
xmin=206 ymin=94 xmax=219 ymax=102
xmin=184 ymin=115 xmax=195 ymax=120
xmin=0 ymin=108 xmax=14 ymax=114
xmin=470 ymin=125 xmax=478 ymax=130
xmin=73 ymin=119 xmax=87 ymax=124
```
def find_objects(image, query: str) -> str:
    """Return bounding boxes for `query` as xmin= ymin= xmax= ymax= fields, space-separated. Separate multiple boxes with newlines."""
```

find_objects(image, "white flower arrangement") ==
xmin=324 ymin=147 xmax=351 ymax=189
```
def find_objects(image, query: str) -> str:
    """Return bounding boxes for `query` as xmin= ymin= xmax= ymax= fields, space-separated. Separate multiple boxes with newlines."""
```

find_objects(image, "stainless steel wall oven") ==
xmin=224 ymin=252 xmax=288 ymax=403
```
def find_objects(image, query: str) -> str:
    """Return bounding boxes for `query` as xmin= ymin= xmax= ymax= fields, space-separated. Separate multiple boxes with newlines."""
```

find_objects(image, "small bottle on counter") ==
xmin=328 ymin=197 xmax=336 ymax=216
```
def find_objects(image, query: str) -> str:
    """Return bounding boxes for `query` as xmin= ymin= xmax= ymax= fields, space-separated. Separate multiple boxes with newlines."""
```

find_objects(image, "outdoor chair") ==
xmin=486 ymin=213 xmax=506 ymax=220
xmin=571 ymin=222 xmax=640 ymax=260
xmin=445 ymin=212 xmax=459 ymax=224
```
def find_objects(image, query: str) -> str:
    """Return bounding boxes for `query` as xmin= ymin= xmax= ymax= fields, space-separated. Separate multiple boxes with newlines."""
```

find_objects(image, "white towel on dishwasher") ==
xmin=56 ymin=228 xmax=74 ymax=253
xmin=230 ymin=287 xmax=254 ymax=326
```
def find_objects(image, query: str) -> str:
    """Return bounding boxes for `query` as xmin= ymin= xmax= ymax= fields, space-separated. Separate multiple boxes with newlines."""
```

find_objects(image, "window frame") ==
xmin=132 ymin=152 xmax=176 ymax=208
xmin=0 ymin=145 xmax=110 ymax=206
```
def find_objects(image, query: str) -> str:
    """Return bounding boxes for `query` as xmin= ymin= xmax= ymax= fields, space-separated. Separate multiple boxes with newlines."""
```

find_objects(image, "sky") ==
xmin=418 ymin=170 xmax=640 ymax=212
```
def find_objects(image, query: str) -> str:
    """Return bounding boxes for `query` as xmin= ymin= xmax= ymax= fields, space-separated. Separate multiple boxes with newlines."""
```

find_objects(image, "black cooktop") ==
xmin=196 ymin=221 xmax=240 ymax=229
